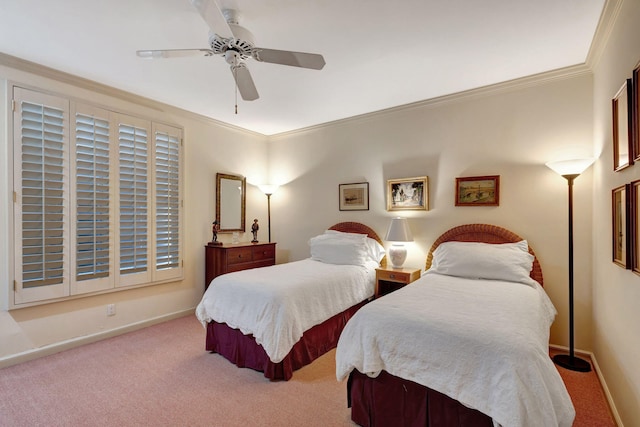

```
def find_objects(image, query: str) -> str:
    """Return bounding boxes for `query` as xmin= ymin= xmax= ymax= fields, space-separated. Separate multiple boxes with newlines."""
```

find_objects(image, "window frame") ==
xmin=10 ymin=85 xmax=184 ymax=308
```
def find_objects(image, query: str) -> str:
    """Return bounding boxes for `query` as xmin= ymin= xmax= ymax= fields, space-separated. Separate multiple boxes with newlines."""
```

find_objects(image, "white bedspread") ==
xmin=196 ymin=258 xmax=376 ymax=363
xmin=335 ymin=272 xmax=575 ymax=427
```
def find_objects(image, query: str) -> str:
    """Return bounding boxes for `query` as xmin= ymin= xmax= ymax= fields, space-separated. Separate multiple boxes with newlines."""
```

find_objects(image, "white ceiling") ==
xmin=0 ymin=0 xmax=606 ymax=136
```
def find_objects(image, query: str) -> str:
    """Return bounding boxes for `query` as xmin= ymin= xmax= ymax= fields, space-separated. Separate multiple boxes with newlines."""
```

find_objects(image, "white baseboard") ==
xmin=0 ymin=308 xmax=195 ymax=370
xmin=549 ymin=344 xmax=623 ymax=426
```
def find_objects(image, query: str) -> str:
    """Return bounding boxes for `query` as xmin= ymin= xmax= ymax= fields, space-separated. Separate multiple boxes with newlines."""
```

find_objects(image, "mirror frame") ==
xmin=216 ymin=173 xmax=246 ymax=233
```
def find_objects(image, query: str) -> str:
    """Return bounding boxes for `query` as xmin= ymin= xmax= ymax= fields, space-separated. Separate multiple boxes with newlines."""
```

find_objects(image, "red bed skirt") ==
xmin=206 ymin=300 xmax=368 ymax=381
xmin=347 ymin=370 xmax=493 ymax=427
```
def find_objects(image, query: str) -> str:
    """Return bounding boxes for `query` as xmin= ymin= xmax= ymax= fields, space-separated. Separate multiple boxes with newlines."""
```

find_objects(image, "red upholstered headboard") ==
xmin=328 ymin=222 xmax=386 ymax=268
xmin=425 ymin=224 xmax=543 ymax=286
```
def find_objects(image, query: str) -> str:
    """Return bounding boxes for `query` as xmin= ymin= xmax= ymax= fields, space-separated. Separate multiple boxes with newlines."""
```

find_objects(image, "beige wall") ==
xmin=268 ymin=74 xmax=595 ymax=352
xmin=0 ymin=61 xmax=269 ymax=363
xmin=592 ymin=0 xmax=640 ymax=424
xmin=2 ymin=3 xmax=639 ymax=422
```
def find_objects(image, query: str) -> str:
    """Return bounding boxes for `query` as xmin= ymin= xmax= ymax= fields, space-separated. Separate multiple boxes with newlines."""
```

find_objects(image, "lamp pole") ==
xmin=266 ymin=192 xmax=272 ymax=243
xmin=552 ymin=173 xmax=591 ymax=372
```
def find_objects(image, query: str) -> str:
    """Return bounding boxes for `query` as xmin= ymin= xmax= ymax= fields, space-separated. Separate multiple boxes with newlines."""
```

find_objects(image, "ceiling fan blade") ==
xmin=230 ymin=63 xmax=259 ymax=101
xmin=136 ymin=48 xmax=213 ymax=59
xmin=190 ymin=0 xmax=234 ymax=39
xmin=252 ymin=48 xmax=326 ymax=70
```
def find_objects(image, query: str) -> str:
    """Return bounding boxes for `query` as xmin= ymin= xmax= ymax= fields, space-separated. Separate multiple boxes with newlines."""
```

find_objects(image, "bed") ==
xmin=196 ymin=221 xmax=385 ymax=381
xmin=335 ymin=224 xmax=575 ymax=427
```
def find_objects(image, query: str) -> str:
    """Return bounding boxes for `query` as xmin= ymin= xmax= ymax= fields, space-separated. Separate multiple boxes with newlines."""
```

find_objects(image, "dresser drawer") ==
xmin=226 ymin=247 xmax=254 ymax=265
xmin=377 ymin=269 xmax=412 ymax=283
xmin=253 ymin=245 xmax=275 ymax=261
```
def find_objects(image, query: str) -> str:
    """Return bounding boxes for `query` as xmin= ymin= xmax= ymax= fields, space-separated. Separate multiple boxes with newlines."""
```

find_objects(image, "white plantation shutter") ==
xmin=71 ymin=105 xmax=113 ymax=294
xmin=152 ymin=123 xmax=183 ymax=281
xmin=117 ymin=116 xmax=151 ymax=286
xmin=13 ymin=88 xmax=69 ymax=304
xmin=12 ymin=86 xmax=184 ymax=307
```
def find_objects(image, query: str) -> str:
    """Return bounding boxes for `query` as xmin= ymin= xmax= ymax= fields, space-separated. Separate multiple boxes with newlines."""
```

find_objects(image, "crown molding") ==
xmin=269 ymin=63 xmax=593 ymax=140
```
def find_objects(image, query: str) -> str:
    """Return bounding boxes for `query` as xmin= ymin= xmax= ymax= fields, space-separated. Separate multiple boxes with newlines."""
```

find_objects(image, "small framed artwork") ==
xmin=631 ymin=180 xmax=640 ymax=274
xmin=633 ymin=64 xmax=640 ymax=162
xmin=613 ymin=79 xmax=633 ymax=171
xmin=612 ymin=184 xmax=630 ymax=268
xmin=455 ymin=175 xmax=500 ymax=206
xmin=387 ymin=176 xmax=428 ymax=211
xmin=339 ymin=182 xmax=369 ymax=211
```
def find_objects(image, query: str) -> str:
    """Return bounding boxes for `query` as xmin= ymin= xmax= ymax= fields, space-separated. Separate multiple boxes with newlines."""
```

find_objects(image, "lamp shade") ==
xmin=545 ymin=158 xmax=594 ymax=176
xmin=385 ymin=217 xmax=414 ymax=242
xmin=258 ymin=184 xmax=279 ymax=195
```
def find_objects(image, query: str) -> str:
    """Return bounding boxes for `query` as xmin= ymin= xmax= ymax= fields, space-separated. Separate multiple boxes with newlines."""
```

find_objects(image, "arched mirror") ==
xmin=216 ymin=173 xmax=246 ymax=232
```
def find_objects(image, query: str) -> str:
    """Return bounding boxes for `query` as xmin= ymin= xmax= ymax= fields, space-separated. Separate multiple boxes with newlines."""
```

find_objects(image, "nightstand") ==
xmin=375 ymin=266 xmax=421 ymax=298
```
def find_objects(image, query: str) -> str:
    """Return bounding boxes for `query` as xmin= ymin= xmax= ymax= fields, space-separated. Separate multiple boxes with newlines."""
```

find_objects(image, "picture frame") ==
xmin=386 ymin=176 xmax=428 ymax=211
xmin=631 ymin=180 xmax=640 ymax=274
xmin=633 ymin=64 xmax=640 ymax=162
xmin=455 ymin=175 xmax=500 ymax=206
xmin=613 ymin=79 xmax=633 ymax=171
xmin=339 ymin=182 xmax=369 ymax=211
xmin=612 ymin=184 xmax=630 ymax=269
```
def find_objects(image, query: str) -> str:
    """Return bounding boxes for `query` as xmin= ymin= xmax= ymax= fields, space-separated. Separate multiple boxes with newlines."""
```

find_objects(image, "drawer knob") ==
xmin=389 ymin=274 xmax=395 ymax=279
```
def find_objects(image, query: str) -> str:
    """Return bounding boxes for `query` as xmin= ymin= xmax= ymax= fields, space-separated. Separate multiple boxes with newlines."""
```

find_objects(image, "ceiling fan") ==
xmin=136 ymin=0 xmax=326 ymax=102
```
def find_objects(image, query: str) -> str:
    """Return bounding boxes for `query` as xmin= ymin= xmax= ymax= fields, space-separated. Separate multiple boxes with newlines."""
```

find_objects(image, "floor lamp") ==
xmin=546 ymin=158 xmax=594 ymax=372
xmin=258 ymin=185 xmax=279 ymax=243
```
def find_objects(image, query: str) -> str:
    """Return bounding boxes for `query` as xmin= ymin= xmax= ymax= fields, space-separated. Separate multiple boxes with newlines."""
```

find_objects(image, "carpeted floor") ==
xmin=0 ymin=315 xmax=616 ymax=426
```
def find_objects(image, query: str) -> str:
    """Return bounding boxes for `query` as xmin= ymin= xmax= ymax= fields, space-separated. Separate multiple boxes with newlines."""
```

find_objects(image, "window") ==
xmin=12 ymin=87 xmax=183 ymax=307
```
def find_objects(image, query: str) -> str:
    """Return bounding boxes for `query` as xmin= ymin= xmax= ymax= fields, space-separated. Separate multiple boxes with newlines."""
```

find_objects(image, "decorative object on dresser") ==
xmin=258 ymin=184 xmax=279 ymax=242
xmin=384 ymin=217 xmax=414 ymax=268
xmin=546 ymin=158 xmax=595 ymax=372
xmin=386 ymin=176 xmax=428 ymax=211
xmin=612 ymin=79 xmax=633 ymax=171
xmin=251 ymin=219 xmax=259 ymax=243
xmin=455 ymin=175 xmax=500 ymax=206
xmin=338 ymin=182 xmax=369 ymax=211
xmin=210 ymin=220 xmax=222 ymax=245
xmin=204 ymin=241 xmax=276 ymax=290
xmin=375 ymin=265 xmax=421 ymax=298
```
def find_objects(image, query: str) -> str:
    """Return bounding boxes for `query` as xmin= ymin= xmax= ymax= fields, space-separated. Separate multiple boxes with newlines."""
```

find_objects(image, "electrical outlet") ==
xmin=106 ymin=304 xmax=116 ymax=316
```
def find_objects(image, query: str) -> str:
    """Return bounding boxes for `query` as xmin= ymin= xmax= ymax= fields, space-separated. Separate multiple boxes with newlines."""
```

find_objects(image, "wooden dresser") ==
xmin=204 ymin=242 xmax=276 ymax=290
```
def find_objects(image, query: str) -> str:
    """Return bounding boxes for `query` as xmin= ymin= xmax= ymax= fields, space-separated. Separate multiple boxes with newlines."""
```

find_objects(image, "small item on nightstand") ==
xmin=251 ymin=219 xmax=259 ymax=243
xmin=210 ymin=220 xmax=222 ymax=245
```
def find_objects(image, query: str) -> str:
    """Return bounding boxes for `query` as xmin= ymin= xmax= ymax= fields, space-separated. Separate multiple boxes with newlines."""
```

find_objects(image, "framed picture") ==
xmin=339 ymin=182 xmax=369 ymax=211
xmin=386 ymin=176 xmax=428 ymax=211
xmin=633 ymin=64 xmax=640 ymax=162
xmin=455 ymin=175 xmax=500 ymax=206
xmin=613 ymin=79 xmax=633 ymax=171
xmin=612 ymin=184 xmax=630 ymax=268
xmin=631 ymin=180 xmax=640 ymax=274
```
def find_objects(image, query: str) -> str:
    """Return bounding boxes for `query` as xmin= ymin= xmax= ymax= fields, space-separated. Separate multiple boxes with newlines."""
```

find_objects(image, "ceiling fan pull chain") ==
xmin=234 ymin=65 xmax=238 ymax=114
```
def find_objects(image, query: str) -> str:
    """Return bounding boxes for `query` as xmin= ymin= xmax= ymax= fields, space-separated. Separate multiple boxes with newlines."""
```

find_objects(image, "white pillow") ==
xmin=324 ymin=230 xmax=386 ymax=263
xmin=429 ymin=240 xmax=534 ymax=284
xmin=309 ymin=233 xmax=370 ymax=266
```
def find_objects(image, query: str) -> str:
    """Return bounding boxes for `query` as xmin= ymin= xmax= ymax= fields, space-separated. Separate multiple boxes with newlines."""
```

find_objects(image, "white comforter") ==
xmin=196 ymin=258 xmax=376 ymax=363
xmin=335 ymin=272 xmax=575 ymax=427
